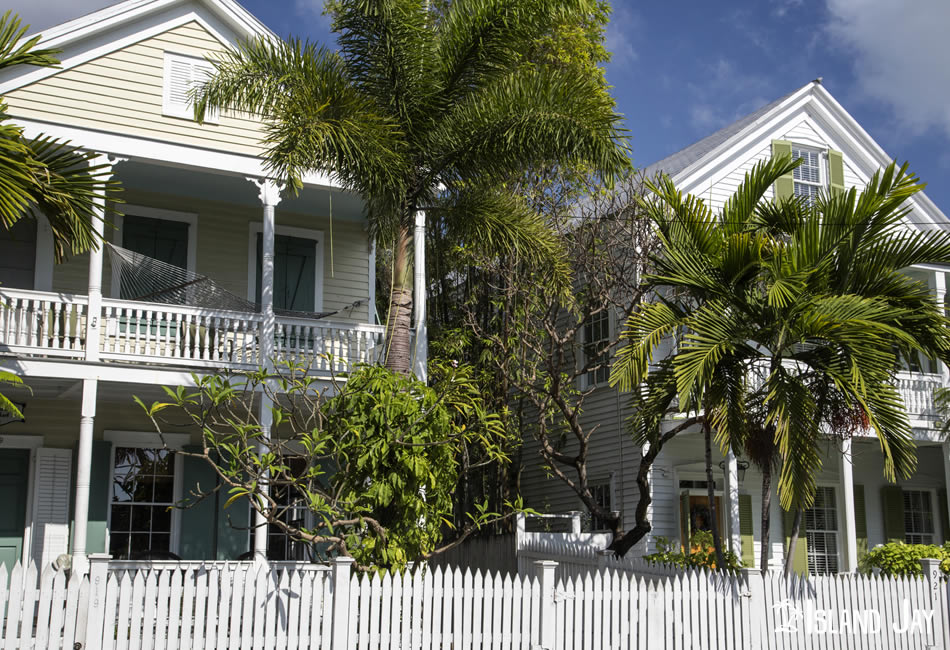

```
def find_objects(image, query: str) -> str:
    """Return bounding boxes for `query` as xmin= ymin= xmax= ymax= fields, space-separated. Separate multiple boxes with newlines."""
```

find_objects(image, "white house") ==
xmin=519 ymin=80 xmax=950 ymax=574
xmin=0 ymin=0 xmax=427 ymax=572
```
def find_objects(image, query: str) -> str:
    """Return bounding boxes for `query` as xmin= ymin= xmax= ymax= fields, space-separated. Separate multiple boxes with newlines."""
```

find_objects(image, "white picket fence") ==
xmin=1 ymin=555 xmax=948 ymax=649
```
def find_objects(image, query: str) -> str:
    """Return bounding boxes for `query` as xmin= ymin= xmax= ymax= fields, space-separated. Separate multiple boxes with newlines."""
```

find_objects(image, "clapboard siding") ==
xmin=52 ymin=189 xmax=370 ymax=323
xmin=5 ymin=22 xmax=268 ymax=157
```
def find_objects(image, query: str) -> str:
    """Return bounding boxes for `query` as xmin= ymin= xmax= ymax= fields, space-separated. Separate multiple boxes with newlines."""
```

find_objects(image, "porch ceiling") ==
xmin=114 ymin=161 xmax=367 ymax=221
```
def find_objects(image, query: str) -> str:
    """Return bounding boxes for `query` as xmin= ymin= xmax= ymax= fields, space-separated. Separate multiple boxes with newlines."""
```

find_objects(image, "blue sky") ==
xmin=16 ymin=0 xmax=950 ymax=212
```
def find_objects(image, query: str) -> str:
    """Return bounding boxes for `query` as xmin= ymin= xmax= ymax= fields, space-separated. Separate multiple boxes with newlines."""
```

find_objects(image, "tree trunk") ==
xmin=704 ymin=415 xmax=726 ymax=569
xmin=760 ymin=464 xmax=772 ymax=573
xmin=783 ymin=506 xmax=803 ymax=578
xmin=384 ymin=226 xmax=413 ymax=375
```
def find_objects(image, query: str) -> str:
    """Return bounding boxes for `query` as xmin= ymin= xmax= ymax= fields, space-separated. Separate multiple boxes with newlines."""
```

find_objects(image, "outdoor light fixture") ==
xmin=719 ymin=459 xmax=750 ymax=483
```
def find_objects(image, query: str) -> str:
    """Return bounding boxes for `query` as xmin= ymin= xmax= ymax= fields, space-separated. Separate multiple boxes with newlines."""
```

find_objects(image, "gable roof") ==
xmin=643 ymin=85 xmax=806 ymax=180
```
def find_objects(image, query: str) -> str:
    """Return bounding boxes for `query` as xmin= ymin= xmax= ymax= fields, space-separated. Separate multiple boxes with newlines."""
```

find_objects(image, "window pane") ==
xmin=121 ymin=215 xmax=190 ymax=301
xmin=256 ymin=234 xmax=317 ymax=312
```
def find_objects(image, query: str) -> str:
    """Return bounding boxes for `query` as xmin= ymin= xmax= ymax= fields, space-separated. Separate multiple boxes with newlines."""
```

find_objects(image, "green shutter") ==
xmin=880 ymin=485 xmax=906 ymax=543
xmin=772 ymin=140 xmax=794 ymax=201
xmin=938 ymin=488 xmax=950 ymax=543
xmin=782 ymin=506 xmax=808 ymax=576
xmin=680 ymin=492 xmax=691 ymax=547
xmin=738 ymin=494 xmax=755 ymax=567
xmin=828 ymin=150 xmax=845 ymax=194
xmin=178 ymin=446 xmax=218 ymax=560
xmin=70 ymin=440 xmax=113 ymax=554
xmin=854 ymin=484 xmax=868 ymax=560
xmin=216 ymin=486 xmax=251 ymax=561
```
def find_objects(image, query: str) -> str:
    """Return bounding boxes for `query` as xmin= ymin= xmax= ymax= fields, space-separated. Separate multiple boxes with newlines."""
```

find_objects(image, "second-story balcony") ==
xmin=0 ymin=288 xmax=388 ymax=375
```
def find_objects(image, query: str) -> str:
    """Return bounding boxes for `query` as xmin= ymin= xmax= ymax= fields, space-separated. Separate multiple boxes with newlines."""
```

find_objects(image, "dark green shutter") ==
xmin=854 ymin=484 xmax=868 ymax=560
xmin=938 ymin=488 xmax=950 ymax=542
xmin=178 ymin=446 xmax=218 ymax=560
xmin=680 ymin=492 xmax=691 ymax=547
xmin=772 ymin=140 xmax=794 ymax=201
xmin=70 ymin=440 xmax=113 ymax=554
xmin=881 ymin=485 xmax=906 ymax=543
xmin=828 ymin=150 xmax=845 ymax=194
xmin=216 ymin=486 xmax=251 ymax=561
xmin=782 ymin=507 xmax=808 ymax=576
xmin=738 ymin=494 xmax=755 ymax=567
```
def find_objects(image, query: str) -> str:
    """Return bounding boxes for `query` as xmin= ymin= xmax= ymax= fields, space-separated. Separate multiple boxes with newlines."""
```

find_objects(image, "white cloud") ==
xmin=825 ymin=0 xmax=950 ymax=139
xmin=5 ymin=0 xmax=118 ymax=33
xmin=605 ymin=6 xmax=638 ymax=66
xmin=293 ymin=0 xmax=333 ymax=32
xmin=685 ymin=59 xmax=774 ymax=131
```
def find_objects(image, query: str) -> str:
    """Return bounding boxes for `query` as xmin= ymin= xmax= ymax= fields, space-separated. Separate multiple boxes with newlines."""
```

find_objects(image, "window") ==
xmin=267 ymin=457 xmax=313 ymax=560
xmin=120 ymin=214 xmax=191 ymax=302
xmin=110 ymin=447 xmax=176 ymax=559
xmin=255 ymin=234 xmax=318 ymax=312
xmin=582 ymin=310 xmax=610 ymax=386
xmin=589 ymin=481 xmax=613 ymax=532
xmin=163 ymin=52 xmax=218 ymax=122
xmin=792 ymin=147 xmax=823 ymax=205
xmin=904 ymin=490 xmax=935 ymax=544
xmin=805 ymin=486 xmax=839 ymax=574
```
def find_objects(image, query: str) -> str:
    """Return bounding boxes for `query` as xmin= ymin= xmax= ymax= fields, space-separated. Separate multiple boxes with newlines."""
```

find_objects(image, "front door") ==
xmin=0 ymin=448 xmax=30 ymax=570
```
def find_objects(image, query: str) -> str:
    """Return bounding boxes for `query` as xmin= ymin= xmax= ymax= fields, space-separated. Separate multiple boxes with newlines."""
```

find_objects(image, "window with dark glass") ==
xmin=904 ymin=490 xmax=935 ymax=545
xmin=110 ymin=447 xmax=175 ymax=559
xmin=589 ymin=482 xmax=613 ymax=532
xmin=267 ymin=457 xmax=312 ymax=561
xmin=255 ymin=234 xmax=317 ymax=313
xmin=805 ymin=486 xmax=839 ymax=575
xmin=121 ymin=215 xmax=190 ymax=302
xmin=583 ymin=310 xmax=610 ymax=386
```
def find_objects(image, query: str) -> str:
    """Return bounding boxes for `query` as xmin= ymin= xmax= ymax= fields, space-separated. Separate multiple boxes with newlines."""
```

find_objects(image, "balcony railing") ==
xmin=0 ymin=288 xmax=388 ymax=375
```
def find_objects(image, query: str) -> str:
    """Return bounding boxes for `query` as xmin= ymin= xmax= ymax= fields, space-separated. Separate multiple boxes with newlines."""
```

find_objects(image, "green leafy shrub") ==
xmin=858 ymin=542 xmax=950 ymax=577
xmin=645 ymin=530 xmax=744 ymax=572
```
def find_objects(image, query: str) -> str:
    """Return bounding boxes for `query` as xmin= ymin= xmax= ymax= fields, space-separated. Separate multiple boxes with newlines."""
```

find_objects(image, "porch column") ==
xmin=413 ymin=210 xmax=427 ymax=382
xmin=936 ymin=271 xmax=948 ymax=381
xmin=247 ymin=178 xmax=282 ymax=562
xmin=723 ymin=450 xmax=741 ymax=555
xmin=71 ymin=378 xmax=98 ymax=574
xmin=943 ymin=441 xmax=950 ymax=539
xmin=839 ymin=437 xmax=858 ymax=572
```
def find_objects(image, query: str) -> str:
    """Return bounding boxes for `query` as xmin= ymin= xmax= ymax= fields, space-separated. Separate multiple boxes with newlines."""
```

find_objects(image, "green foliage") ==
xmin=859 ymin=542 xmax=950 ymax=577
xmin=645 ymin=531 xmax=744 ymax=572
xmin=140 ymin=359 xmax=518 ymax=570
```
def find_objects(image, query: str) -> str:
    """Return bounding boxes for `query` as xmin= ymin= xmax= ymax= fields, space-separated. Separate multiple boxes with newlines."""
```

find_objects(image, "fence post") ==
xmin=597 ymin=549 xmax=614 ymax=572
xmin=568 ymin=511 xmax=583 ymax=535
xmin=534 ymin=560 xmax=558 ymax=650
xmin=331 ymin=557 xmax=355 ymax=650
xmin=741 ymin=568 xmax=764 ymax=650
xmin=83 ymin=553 xmax=111 ymax=650
xmin=919 ymin=558 xmax=947 ymax=649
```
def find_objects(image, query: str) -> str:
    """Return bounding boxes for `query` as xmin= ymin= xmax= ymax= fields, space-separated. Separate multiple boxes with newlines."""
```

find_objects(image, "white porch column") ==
xmin=247 ymin=178 xmax=282 ymax=562
xmin=412 ymin=210 xmax=427 ymax=382
xmin=936 ymin=271 xmax=948 ymax=380
xmin=839 ymin=437 xmax=858 ymax=572
xmin=943 ymin=442 xmax=950 ymax=540
xmin=71 ymin=378 xmax=98 ymax=574
xmin=724 ymin=450 xmax=741 ymax=555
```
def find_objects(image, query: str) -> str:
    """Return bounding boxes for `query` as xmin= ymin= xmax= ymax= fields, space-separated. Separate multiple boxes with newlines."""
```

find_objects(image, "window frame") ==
xmin=110 ymin=206 xmax=199 ymax=300
xmin=578 ymin=308 xmax=613 ymax=390
xmin=104 ymin=431 xmax=190 ymax=558
xmin=247 ymin=223 xmax=325 ymax=313
xmin=588 ymin=475 xmax=616 ymax=533
xmin=804 ymin=484 xmax=840 ymax=575
xmin=902 ymin=488 xmax=937 ymax=545
xmin=791 ymin=145 xmax=826 ymax=205
xmin=162 ymin=51 xmax=219 ymax=123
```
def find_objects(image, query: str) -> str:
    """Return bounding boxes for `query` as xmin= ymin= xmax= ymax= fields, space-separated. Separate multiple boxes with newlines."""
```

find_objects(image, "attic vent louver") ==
xmin=162 ymin=52 xmax=218 ymax=122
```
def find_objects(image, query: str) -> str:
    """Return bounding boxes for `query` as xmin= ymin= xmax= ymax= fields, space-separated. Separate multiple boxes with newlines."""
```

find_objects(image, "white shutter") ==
xmin=163 ymin=53 xmax=219 ymax=122
xmin=30 ymin=448 xmax=72 ymax=570
xmin=167 ymin=58 xmax=193 ymax=110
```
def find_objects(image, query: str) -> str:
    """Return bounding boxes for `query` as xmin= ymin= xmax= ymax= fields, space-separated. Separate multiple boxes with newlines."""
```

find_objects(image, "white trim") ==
xmin=12 ymin=119 xmax=339 ymax=190
xmin=104 ymin=430 xmax=191 ymax=449
xmin=368 ymin=238 xmax=377 ymax=325
xmin=247 ymin=223 xmax=325 ymax=312
xmin=111 ymin=205 xmax=198 ymax=299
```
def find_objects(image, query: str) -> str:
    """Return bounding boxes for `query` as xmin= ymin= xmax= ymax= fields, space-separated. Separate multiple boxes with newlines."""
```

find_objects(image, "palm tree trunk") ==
xmin=703 ymin=414 xmax=726 ymax=569
xmin=783 ymin=506 xmax=803 ymax=577
xmin=384 ymin=225 xmax=413 ymax=375
xmin=760 ymin=464 xmax=772 ymax=573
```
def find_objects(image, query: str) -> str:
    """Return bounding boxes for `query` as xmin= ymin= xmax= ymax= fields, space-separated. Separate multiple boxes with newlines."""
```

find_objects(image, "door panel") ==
xmin=0 ymin=448 xmax=30 ymax=569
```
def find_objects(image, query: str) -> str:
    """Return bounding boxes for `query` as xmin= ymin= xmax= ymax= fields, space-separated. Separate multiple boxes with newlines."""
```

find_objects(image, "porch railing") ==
xmin=0 ymin=288 xmax=388 ymax=375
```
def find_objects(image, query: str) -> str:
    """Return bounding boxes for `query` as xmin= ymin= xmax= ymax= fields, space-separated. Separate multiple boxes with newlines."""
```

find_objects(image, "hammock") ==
xmin=106 ymin=243 xmax=336 ymax=320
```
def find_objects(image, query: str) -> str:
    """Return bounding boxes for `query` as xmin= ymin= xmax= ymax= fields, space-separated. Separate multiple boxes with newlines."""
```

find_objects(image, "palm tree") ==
xmin=0 ymin=13 xmax=119 ymax=262
xmin=613 ymin=156 xmax=950 ymax=573
xmin=192 ymin=0 xmax=629 ymax=374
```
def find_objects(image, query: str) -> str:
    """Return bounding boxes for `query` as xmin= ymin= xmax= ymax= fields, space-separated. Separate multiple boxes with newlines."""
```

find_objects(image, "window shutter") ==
xmin=178 ymin=446 xmax=218 ymax=560
xmin=938 ymin=488 xmax=950 ymax=542
xmin=70 ymin=440 xmax=112 ymax=554
xmin=216 ymin=481 xmax=251 ymax=561
xmin=738 ymin=493 xmax=755 ymax=568
xmin=679 ymin=492 xmax=691 ymax=548
xmin=782 ymin=506 xmax=808 ymax=576
xmin=828 ymin=150 xmax=845 ymax=194
xmin=772 ymin=140 xmax=794 ymax=201
xmin=31 ymin=448 xmax=72 ymax=569
xmin=880 ymin=485 xmax=906 ymax=543
xmin=853 ymin=484 xmax=868 ymax=561
xmin=167 ymin=58 xmax=193 ymax=111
